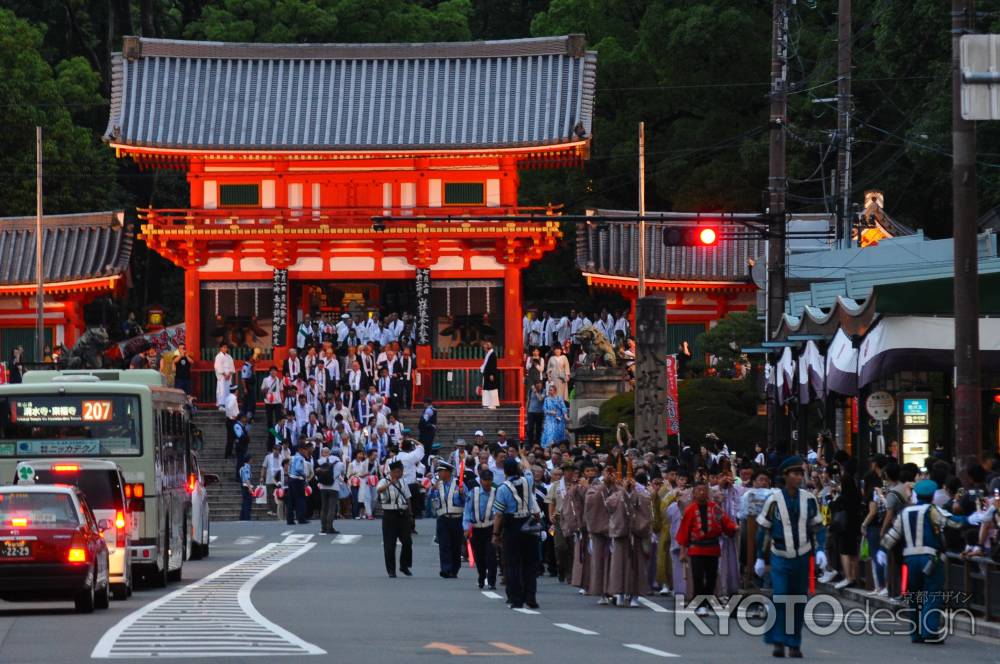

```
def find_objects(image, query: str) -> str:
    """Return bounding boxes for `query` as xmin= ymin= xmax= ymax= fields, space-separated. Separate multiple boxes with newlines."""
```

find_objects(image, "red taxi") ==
xmin=0 ymin=484 xmax=111 ymax=612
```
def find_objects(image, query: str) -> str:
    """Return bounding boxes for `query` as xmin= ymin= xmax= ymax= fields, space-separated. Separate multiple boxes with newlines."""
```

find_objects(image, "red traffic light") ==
xmin=662 ymin=225 xmax=720 ymax=247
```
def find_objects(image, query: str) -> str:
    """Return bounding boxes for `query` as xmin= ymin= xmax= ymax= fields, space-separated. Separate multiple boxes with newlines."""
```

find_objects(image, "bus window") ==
xmin=0 ymin=395 xmax=142 ymax=458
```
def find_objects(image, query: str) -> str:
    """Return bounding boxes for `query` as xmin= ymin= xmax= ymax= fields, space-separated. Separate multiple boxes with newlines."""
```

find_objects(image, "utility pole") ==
xmin=35 ymin=126 xmax=44 ymax=363
xmin=766 ymin=0 xmax=789 ymax=451
xmin=952 ymin=0 xmax=981 ymax=475
xmin=638 ymin=121 xmax=647 ymax=298
xmin=836 ymin=0 xmax=853 ymax=249
xmin=766 ymin=0 xmax=788 ymax=340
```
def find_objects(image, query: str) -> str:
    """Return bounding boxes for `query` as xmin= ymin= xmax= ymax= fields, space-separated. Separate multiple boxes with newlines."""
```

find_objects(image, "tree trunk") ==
xmin=140 ymin=0 xmax=155 ymax=37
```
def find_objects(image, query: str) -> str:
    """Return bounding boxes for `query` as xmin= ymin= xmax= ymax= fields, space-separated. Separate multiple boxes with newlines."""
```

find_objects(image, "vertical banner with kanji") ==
xmin=272 ymin=269 xmax=288 ymax=347
xmin=665 ymin=354 xmax=681 ymax=436
xmin=415 ymin=268 xmax=432 ymax=346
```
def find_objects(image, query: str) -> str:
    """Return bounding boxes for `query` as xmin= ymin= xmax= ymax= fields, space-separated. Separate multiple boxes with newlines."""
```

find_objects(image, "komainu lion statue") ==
xmin=576 ymin=326 xmax=618 ymax=368
xmin=67 ymin=327 xmax=110 ymax=369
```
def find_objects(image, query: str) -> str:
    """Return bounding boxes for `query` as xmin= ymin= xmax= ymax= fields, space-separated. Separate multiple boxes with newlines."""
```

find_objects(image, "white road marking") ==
xmin=280 ymin=530 xmax=293 ymax=536
xmin=233 ymin=535 xmax=262 ymax=546
xmin=91 ymin=542 xmax=324 ymax=658
xmin=281 ymin=534 xmax=314 ymax=544
xmin=637 ymin=597 xmax=670 ymax=613
xmin=481 ymin=591 xmax=503 ymax=600
xmin=623 ymin=644 xmax=680 ymax=658
xmin=512 ymin=608 xmax=540 ymax=615
xmin=554 ymin=623 xmax=598 ymax=635
xmin=331 ymin=534 xmax=361 ymax=544
xmin=209 ymin=536 xmax=218 ymax=543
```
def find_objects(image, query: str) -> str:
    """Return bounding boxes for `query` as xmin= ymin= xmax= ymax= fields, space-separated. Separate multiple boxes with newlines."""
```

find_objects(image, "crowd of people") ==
xmin=370 ymin=430 xmax=998 ymax=654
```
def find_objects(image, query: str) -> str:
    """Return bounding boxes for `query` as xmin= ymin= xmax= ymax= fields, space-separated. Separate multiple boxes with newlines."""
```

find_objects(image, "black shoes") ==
xmin=478 ymin=581 xmax=485 ymax=589
xmin=388 ymin=572 xmax=397 ymax=578
xmin=488 ymin=585 xmax=497 ymax=591
xmin=400 ymin=568 xmax=412 ymax=576
xmin=526 ymin=602 xmax=540 ymax=609
xmin=329 ymin=528 xmax=340 ymax=534
xmin=772 ymin=645 xmax=785 ymax=658
xmin=788 ymin=649 xmax=803 ymax=658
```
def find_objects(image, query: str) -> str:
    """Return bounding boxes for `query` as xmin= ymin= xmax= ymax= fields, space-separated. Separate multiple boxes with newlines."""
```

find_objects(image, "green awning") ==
xmin=874 ymin=272 xmax=1000 ymax=315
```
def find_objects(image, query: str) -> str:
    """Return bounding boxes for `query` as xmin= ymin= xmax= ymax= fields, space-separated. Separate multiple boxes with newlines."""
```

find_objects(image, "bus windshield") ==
xmin=0 ymin=395 xmax=142 ymax=458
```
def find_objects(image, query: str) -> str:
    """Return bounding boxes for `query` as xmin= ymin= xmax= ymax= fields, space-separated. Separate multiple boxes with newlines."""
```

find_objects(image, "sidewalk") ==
xmin=818 ymin=580 xmax=1000 ymax=641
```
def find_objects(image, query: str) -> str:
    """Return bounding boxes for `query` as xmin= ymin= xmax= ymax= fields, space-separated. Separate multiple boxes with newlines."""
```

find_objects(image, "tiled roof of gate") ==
xmin=0 ymin=211 xmax=132 ymax=285
xmin=103 ymin=35 xmax=597 ymax=152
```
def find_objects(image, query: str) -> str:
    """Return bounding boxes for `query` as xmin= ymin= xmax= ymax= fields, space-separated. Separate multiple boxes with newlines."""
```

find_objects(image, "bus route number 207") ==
xmin=81 ymin=400 xmax=113 ymax=422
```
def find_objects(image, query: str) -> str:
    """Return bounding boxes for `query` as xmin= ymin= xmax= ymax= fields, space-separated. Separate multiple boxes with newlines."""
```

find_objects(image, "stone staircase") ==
xmin=192 ymin=411 xmax=273 ymax=522
xmin=194 ymin=406 xmax=521 ymax=521
xmin=396 ymin=407 xmax=522 ymax=450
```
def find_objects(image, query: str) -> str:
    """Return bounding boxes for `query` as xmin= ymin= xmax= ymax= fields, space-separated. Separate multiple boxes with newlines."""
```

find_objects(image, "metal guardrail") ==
xmin=944 ymin=552 xmax=1000 ymax=622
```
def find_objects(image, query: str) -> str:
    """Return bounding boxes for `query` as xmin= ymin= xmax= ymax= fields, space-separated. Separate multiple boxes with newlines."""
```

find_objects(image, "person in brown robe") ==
xmin=584 ymin=464 xmax=616 ymax=604
xmin=607 ymin=475 xmax=653 ymax=606
xmin=567 ymin=461 xmax=598 ymax=592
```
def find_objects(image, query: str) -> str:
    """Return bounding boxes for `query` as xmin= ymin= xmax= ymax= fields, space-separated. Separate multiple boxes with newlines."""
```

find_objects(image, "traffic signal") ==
xmin=662 ymin=225 xmax=719 ymax=247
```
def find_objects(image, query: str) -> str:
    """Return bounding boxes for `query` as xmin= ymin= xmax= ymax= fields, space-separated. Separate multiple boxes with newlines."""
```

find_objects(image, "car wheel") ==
xmin=188 ymin=514 xmax=203 ymax=560
xmin=74 ymin=568 xmax=96 ymax=613
xmin=111 ymin=583 xmax=129 ymax=601
xmin=95 ymin=565 xmax=111 ymax=609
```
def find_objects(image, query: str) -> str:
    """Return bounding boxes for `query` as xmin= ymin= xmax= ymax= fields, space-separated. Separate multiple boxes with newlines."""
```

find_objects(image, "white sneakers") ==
xmin=597 ymin=597 xmax=609 ymax=606
xmin=695 ymin=606 xmax=710 ymax=617
xmin=833 ymin=578 xmax=852 ymax=590
xmin=658 ymin=586 xmax=672 ymax=596
xmin=629 ymin=597 xmax=640 ymax=608
xmin=818 ymin=570 xmax=838 ymax=584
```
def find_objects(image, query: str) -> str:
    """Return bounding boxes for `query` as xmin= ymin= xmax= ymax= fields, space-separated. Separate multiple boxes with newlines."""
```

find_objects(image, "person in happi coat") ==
xmin=676 ymin=480 xmax=738 ymax=616
xmin=584 ymin=464 xmax=616 ymax=603
xmin=607 ymin=473 xmax=653 ymax=607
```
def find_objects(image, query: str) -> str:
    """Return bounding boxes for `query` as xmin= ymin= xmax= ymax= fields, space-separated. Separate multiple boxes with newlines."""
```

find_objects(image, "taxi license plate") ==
xmin=1 ymin=541 xmax=31 ymax=558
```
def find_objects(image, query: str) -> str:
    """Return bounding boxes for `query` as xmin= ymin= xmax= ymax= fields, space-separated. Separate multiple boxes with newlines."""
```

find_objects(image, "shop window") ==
xmin=219 ymin=184 xmax=260 ymax=207
xmin=444 ymin=182 xmax=484 ymax=205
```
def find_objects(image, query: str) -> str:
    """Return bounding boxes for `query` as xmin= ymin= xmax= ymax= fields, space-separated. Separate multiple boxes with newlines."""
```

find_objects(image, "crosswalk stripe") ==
xmin=637 ymin=597 xmax=670 ymax=613
xmin=481 ymin=591 xmax=503 ymax=600
xmin=331 ymin=534 xmax=361 ymax=544
xmin=233 ymin=535 xmax=262 ymax=546
xmin=91 ymin=542 xmax=324 ymax=658
xmin=512 ymin=608 xmax=540 ymax=615
xmin=623 ymin=644 xmax=680 ymax=658
xmin=209 ymin=535 xmax=218 ymax=543
xmin=281 ymin=534 xmax=314 ymax=544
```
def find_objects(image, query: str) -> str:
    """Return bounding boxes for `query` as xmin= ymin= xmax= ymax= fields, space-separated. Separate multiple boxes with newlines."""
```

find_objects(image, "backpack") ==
xmin=315 ymin=462 xmax=334 ymax=485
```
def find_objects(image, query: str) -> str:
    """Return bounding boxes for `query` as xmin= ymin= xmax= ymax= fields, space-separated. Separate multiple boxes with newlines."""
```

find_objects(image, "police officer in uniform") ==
xmin=429 ymin=461 xmax=466 ymax=578
xmin=492 ymin=458 xmax=542 ymax=609
xmin=463 ymin=464 xmax=498 ymax=589
xmin=377 ymin=460 xmax=413 ymax=578
xmin=753 ymin=456 xmax=827 ymax=658
xmin=880 ymin=479 xmax=994 ymax=644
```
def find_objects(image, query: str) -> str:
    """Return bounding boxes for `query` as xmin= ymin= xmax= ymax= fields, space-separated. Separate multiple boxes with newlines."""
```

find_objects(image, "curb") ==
xmin=817 ymin=581 xmax=1000 ymax=641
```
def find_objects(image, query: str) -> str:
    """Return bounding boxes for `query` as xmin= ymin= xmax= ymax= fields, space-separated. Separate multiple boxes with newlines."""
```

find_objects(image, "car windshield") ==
xmin=30 ymin=470 xmax=123 ymax=511
xmin=0 ymin=492 xmax=80 ymax=528
xmin=0 ymin=395 xmax=141 ymax=457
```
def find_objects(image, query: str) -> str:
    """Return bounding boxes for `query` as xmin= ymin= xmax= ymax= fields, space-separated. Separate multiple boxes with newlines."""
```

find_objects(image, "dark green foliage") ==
xmin=676 ymin=376 xmax=766 ymax=453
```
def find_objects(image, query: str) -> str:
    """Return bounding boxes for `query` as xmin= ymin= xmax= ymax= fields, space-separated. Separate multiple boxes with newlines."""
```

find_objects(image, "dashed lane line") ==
xmin=554 ymin=623 xmax=598 ymax=635
xmin=209 ymin=536 xmax=218 ymax=543
xmin=233 ymin=535 xmax=263 ymax=546
xmin=91 ymin=542 xmax=324 ymax=658
xmin=281 ymin=534 xmax=314 ymax=544
xmin=512 ymin=608 xmax=540 ymax=615
xmin=623 ymin=644 xmax=680 ymax=658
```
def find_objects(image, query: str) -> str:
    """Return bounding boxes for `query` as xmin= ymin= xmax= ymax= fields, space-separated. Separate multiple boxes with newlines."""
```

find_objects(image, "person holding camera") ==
xmin=377 ymin=460 xmax=413 ymax=578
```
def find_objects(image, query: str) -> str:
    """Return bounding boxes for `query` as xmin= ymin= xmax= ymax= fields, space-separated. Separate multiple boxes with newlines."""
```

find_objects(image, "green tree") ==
xmin=696 ymin=308 xmax=764 ymax=373
xmin=677 ymin=376 xmax=766 ymax=453
xmin=0 ymin=9 xmax=119 ymax=217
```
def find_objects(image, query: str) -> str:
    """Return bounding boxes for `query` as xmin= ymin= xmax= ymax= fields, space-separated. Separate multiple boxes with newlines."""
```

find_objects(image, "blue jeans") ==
xmin=351 ymin=486 xmax=362 ymax=519
xmin=865 ymin=525 xmax=885 ymax=588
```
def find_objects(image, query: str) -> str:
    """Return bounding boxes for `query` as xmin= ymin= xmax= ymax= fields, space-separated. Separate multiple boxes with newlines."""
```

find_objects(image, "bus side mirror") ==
xmin=97 ymin=519 xmax=112 ymax=531
xmin=202 ymin=473 xmax=220 ymax=487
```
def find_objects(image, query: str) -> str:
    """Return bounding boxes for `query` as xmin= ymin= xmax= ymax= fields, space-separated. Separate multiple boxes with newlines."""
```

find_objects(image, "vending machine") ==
xmin=898 ymin=392 xmax=931 ymax=466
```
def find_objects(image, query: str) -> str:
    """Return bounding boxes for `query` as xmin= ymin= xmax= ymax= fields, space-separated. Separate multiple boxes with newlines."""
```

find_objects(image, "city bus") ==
xmin=0 ymin=370 xmax=192 ymax=586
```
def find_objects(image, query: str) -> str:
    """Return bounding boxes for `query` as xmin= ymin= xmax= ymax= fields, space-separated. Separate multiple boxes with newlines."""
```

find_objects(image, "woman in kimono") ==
xmin=713 ymin=469 xmax=743 ymax=597
xmin=541 ymin=384 xmax=568 ymax=447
